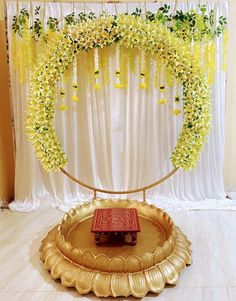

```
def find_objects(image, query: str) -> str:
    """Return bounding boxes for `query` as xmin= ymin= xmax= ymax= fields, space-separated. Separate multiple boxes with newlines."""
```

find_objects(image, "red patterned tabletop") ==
xmin=91 ymin=208 xmax=140 ymax=233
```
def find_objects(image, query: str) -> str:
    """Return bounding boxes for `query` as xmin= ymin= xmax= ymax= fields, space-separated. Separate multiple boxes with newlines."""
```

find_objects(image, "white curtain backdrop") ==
xmin=7 ymin=0 xmax=236 ymax=212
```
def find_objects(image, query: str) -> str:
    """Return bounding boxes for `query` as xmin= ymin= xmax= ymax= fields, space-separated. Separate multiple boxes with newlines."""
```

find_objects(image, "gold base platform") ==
xmin=40 ymin=199 xmax=192 ymax=298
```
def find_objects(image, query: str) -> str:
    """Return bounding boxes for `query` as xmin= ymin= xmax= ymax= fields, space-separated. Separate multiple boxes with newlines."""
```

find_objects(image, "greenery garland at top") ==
xmin=12 ymin=4 xmax=227 ymax=42
xmin=26 ymin=13 xmax=211 ymax=172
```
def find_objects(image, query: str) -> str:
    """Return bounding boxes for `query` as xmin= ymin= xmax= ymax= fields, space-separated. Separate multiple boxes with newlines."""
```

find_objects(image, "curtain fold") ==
xmin=6 ymin=0 xmax=236 ymax=212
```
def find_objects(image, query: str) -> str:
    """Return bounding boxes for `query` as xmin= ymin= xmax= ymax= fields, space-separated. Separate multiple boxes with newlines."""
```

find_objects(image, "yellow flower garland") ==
xmin=27 ymin=15 xmax=211 ymax=172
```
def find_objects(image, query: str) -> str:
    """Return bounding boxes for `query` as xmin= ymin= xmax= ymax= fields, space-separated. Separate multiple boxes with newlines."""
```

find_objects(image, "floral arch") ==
xmin=26 ymin=14 xmax=210 ymax=172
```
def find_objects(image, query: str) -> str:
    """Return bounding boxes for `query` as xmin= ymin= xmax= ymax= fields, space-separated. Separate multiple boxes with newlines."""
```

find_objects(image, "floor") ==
xmin=1 ymin=208 xmax=236 ymax=301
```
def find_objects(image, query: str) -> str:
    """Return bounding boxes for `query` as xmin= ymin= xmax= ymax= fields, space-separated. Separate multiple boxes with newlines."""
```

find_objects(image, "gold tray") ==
xmin=40 ymin=199 xmax=192 ymax=298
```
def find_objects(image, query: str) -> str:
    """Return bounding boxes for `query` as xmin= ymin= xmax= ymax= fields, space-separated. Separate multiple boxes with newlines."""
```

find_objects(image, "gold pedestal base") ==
xmin=40 ymin=199 xmax=192 ymax=298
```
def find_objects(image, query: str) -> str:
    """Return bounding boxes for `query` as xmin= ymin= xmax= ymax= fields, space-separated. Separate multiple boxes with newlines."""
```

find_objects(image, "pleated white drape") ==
xmin=7 ymin=0 xmax=236 ymax=212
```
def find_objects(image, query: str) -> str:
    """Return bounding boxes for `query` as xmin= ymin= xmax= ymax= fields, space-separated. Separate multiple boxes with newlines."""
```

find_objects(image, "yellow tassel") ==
xmin=115 ymin=82 xmax=123 ymax=89
xmin=72 ymin=95 xmax=79 ymax=102
xmin=172 ymin=109 xmax=181 ymax=116
xmin=59 ymin=104 xmax=69 ymax=111
xmin=94 ymin=83 xmax=100 ymax=89
xmin=139 ymin=82 xmax=147 ymax=89
xmin=158 ymin=98 xmax=167 ymax=105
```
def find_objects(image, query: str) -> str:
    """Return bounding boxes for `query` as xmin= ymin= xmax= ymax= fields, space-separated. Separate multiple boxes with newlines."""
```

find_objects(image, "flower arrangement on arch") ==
xmin=26 ymin=13 xmax=211 ymax=172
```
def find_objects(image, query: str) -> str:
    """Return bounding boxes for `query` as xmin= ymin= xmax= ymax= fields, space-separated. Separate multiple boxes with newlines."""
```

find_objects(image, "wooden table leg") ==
xmin=95 ymin=233 xmax=100 ymax=245
xmin=131 ymin=232 xmax=137 ymax=245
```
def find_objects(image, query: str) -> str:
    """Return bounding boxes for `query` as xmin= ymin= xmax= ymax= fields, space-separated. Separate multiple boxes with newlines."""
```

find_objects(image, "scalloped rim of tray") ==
xmin=40 ymin=199 xmax=192 ymax=298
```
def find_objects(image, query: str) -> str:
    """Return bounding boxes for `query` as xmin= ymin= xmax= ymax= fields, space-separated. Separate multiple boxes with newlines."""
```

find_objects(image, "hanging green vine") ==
xmin=12 ymin=5 xmax=227 ymax=42
xmin=31 ymin=6 xmax=43 ymax=41
xmin=12 ymin=8 xmax=29 ymax=37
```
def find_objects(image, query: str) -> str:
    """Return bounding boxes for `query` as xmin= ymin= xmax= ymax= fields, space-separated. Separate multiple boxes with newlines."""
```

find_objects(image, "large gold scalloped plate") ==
xmin=40 ymin=199 xmax=192 ymax=298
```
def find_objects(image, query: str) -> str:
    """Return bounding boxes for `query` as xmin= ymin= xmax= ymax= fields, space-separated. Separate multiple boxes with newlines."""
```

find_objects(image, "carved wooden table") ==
xmin=91 ymin=208 xmax=140 ymax=245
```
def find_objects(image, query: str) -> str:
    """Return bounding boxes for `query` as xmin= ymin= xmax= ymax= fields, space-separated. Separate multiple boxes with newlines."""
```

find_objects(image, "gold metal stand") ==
xmin=60 ymin=167 xmax=178 ymax=203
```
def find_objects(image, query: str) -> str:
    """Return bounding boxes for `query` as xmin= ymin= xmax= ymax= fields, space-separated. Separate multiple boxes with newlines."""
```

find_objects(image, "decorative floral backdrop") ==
xmin=6 ymin=0 xmax=234 ymax=211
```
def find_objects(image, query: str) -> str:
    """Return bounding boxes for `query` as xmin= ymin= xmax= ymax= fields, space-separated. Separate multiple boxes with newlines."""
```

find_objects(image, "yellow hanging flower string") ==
xmin=29 ymin=2 xmax=36 ymax=67
xmin=194 ymin=40 xmax=202 ymax=68
xmin=222 ymin=30 xmax=228 ymax=72
xmin=115 ymin=45 xmax=123 ymax=88
xmin=85 ymin=50 xmax=93 ymax=84
xmin=59 ymin=78 xmax=68 ymax=111
xmin=145 ymin=51 xmax=150 ymax=89
xmin=12 ymin=12 xmax=32 ymax=83
xmin=172 ymin=82 xmax=181 ymax=116
xmin=203 ymin=38 xmax=216 ymax=85
xmin=94 ymin=47 xmax=100 ymax=89
xmin=120 ymin=46 xmax=128 ymax=88
xmin=208 ymin=40 xmax=216 ymax=85
xmin=99 ymin=47 xmax=110 ymax=85
xmin=128 ymin=48 xmax=136 ymax=73
xmin=63 ymin=62 xmax=73 ymax=83
xmin=72 ymin=58 xmax=79 ymax=103
xmin=204 ymin=38 xmax=209 ymax=75
xmin=154 ymin=55 xmax=161 ymax=88
xmin=157 ymin=63 xmax=167 ymax=105
xmin=139 ymin=49 xmax=147 ymax=89
xmin=59 ymin=103 xmax=69 ymax=111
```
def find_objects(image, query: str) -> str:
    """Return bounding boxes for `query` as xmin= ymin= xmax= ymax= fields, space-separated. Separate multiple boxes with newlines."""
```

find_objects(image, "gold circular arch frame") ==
xmin=27 ymin=14 xmax=211 ymax=192
xmin=60 ymin=167 xmax=178 ymax=202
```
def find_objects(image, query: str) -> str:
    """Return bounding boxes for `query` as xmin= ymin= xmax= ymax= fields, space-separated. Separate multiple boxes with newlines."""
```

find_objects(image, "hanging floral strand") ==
xmin=29 ymin=4 xmax=38 ymax=67
xmin=222 ymin=30 xmax=228 ymax=71
xmin=139 ymin=49 xmax=147 ymax=89
xmin=128 ymin=48 xmax=137 ymax=73
xmin=193 ymin=40 xmax=202 ymax=67
xmin=120 ymin=46 xmax=128 ymax=88
xmin=172 ymin=81 xmax=181 ymax=116
xmin=94 ymin=47 xmax=100 ymax=89
xmin=144 ymin=51 xmax=151 ymax=89
xmin=154 ymin=55 xmax=161 ymax=88
xmin=71 ymin=58 xmax=79 ymax=103
xmin=165 ymin=65 xmax=174 ymax=87
xmin=59 ymin=75 xmax=68 ymax=111
xmin=158 ymin=63 xmax=167 ymax=105
xmin=11 ymin=8 xmax=32 ymax=83
xmin=11 ymin=5 xmax=227 ymax=84
xmin=115 ymin=45 xmax=123 ymax=88
xmin=208 ymin=41 xmax=216 ymax=85
xmin=99 ymin=47 xmax=110 ymax=85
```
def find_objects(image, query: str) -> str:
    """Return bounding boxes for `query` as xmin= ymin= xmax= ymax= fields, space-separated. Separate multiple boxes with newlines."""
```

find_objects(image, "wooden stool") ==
xmin=91 ymin=208 xmax=140 ymax=245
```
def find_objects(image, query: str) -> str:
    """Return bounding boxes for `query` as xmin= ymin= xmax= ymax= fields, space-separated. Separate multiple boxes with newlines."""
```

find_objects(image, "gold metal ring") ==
xmin=60 ymin=167 xmax=178 ymax=198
